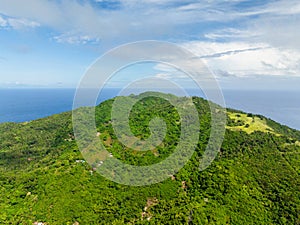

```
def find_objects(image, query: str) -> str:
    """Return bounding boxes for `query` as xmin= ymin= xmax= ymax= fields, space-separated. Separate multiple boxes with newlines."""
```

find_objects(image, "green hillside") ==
xmin=0 ymin=93 xmax=299 ymax=224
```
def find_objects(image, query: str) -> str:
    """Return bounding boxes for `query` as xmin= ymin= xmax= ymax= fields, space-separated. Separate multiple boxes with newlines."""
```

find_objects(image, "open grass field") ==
xmin=227 ymin=112 xmax=279 ymax=135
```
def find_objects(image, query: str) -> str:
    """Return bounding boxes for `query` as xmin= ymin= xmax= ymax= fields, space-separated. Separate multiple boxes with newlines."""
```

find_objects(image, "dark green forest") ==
xmin=0 ymin=93 xmax=299 ymax=224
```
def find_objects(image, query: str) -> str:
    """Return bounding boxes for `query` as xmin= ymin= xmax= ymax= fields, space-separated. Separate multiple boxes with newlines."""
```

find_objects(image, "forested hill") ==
xmin=0 ymin=93 xmax=299 ymax=224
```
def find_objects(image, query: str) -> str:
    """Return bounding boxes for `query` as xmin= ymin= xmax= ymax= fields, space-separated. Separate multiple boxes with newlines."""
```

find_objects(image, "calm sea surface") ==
xmin=0 ymin=88 xmax=299 ymax=130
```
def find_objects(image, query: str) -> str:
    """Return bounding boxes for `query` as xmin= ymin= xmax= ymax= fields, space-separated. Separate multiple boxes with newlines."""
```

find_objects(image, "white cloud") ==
xmin=0 ymin=14 xmax=39 ymax=29
xmin=154 ymin=71 xmax=188 ymax=80
xmin=7 ymin=17 xmax=40 ymax=29
xmin=0 ymin=15 xmax=7 ymax=27
xmin=239 ymin=0 xmax=300 ymax=17
xmin=204 ymin=28 xmax=259 ymax=41
xmin=154 ymin=61 xmax=206 ymax=81
xmin=182 ymin=41 xmax=300 ymax=78
xmin=0 ymin=0 xmax=298 ymax=61
xmin=203 ymin=0 xmax=300 ymax=51
xmin=0 ymin=0 xmax=281 ymax=44
xmin=154 ymin=63 xmax=177 ymax=72
xmin=118 ymin=0 xmax=184 ymax=7
xmin=154 ymin=73 xmax=172 ymax=79
xmin=0 ymin=0 xmax=178 ymax=43
xmin=53 ymin=32 xmax=100 ymax=45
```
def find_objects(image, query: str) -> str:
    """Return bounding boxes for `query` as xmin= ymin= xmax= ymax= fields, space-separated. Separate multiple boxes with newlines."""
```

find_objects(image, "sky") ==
xmin=0 ymin=0 xmax=300 ymax=90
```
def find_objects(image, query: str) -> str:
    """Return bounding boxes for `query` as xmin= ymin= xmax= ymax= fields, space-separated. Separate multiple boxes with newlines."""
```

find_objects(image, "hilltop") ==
xmin=0 ymin=93 xmax=299 ymax=224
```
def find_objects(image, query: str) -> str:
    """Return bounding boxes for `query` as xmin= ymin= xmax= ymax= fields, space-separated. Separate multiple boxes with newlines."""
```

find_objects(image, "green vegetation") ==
xmin=226 ymin=112 xmax=278 ymax=135
xmin=0 ymin=93 xmax=299 ymax=224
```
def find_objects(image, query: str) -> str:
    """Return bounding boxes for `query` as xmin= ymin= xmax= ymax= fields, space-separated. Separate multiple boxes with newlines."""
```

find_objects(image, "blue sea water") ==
xmin=222 ymin=90 xmax=300 ymax=131
xmin=0 ymin=88 xmax=120 ymax=123
xmin=0 ymin=88 xmax=299 ymax=130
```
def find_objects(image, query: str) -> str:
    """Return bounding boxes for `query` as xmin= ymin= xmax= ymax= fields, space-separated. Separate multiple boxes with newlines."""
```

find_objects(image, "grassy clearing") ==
xmin=227 ymin=112 xmax=279 ymax=135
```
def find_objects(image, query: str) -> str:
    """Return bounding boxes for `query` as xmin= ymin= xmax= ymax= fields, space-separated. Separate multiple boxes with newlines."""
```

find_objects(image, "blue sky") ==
xmin=0 ymin=0 xmax=300 ymax=89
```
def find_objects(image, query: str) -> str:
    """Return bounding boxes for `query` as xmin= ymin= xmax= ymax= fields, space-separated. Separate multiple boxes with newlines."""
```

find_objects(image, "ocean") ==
xmin=0 ymin=88 xmax=299 ymax=130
